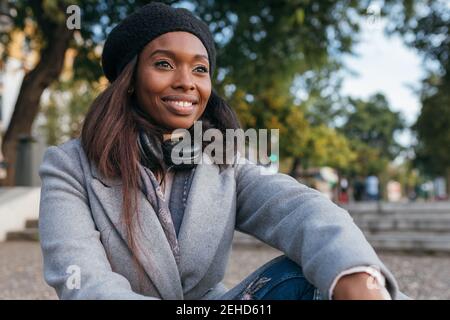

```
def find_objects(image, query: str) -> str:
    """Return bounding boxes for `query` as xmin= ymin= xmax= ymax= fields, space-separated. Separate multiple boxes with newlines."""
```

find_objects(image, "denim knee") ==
xmin=238 ymin=255 xmax=322 ymax=300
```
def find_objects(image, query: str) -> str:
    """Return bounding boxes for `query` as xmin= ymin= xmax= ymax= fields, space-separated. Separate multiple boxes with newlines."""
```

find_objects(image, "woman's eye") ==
xmin=154 ymin=61 xmax=172 ymax=69
xmin=195 ymin=66 xmax=208 ymax=73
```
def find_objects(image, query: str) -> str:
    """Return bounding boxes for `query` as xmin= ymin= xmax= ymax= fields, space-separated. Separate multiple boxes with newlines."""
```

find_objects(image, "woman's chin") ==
xmin=165 ymin=119 xmax=196 ymax=131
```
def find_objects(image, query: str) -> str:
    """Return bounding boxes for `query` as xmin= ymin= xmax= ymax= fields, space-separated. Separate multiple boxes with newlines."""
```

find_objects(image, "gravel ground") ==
xmin=0 ymin=241 xmax=449 ymax=300
xmin=0 ymin=242 xmax=56 ymax=300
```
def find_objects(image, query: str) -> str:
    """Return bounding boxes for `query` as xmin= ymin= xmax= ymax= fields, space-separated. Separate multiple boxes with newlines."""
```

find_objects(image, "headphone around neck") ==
xmin=137 ymin=129 xmax=201 ymax=171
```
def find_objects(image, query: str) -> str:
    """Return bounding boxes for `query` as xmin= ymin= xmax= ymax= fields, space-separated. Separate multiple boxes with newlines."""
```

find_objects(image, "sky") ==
xmin=340 ymin=17 xmax=425 ymax=148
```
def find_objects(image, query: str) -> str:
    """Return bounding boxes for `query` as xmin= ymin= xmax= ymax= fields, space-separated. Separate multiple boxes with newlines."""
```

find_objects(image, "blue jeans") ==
xmin=217 ymin=255 xmax=323 ymax=300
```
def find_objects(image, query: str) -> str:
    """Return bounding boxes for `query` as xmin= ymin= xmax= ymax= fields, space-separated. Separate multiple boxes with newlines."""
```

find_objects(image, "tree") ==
xmin=339 ymin=93 xmax=405 ymax=161
xmin=0 ymin=1 xmax=73 ymax=185
xmin=414 ymin=81 xmax=450 ymax=179
xmin=385 ymin=0 xmax=450 ymax=185
xmin=300 ymin=124 xmax=356 ymax=172
xmin=287 ymin=62 xmax=349 ymax=176
xmin=345 ymin=138 xmax=389 ymax=177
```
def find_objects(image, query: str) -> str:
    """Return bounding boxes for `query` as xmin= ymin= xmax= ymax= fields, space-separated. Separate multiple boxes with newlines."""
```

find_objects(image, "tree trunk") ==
xmin=0 ymin=24 xmax=73 ymax=186
xmin=289 ymin=157 xmax=301 ymax=178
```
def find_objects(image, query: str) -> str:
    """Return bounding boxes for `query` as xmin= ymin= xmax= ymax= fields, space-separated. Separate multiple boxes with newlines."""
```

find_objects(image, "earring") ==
xmin=127 ymin=87 xmax=134 ymax=95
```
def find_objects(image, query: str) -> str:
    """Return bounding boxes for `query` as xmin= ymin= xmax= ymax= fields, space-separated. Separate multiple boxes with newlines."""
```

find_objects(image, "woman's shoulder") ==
xmin=38 ymin=138 xmax=91 ymax=196
xmin=40 ymin=137 xmax=88 ymax=176
xmin=43 ymin=137 xmax=88 ymax=163
xmin=55 ymin=137 xmax=83 ymax=156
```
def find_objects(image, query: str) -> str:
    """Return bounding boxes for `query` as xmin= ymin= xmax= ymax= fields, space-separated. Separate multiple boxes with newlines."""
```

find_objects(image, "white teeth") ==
xmin=170 ymin=100 xmax=193 ymax=107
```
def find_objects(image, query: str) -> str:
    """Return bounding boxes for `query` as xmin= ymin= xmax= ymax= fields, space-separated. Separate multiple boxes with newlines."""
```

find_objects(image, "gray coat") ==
xmin=38 ymin=138 xmax=403 ymax=300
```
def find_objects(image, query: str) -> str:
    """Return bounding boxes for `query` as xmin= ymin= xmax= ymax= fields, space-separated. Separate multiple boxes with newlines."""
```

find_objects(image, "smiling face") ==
xmin=134 ymin=31 xmax=212 ymax=133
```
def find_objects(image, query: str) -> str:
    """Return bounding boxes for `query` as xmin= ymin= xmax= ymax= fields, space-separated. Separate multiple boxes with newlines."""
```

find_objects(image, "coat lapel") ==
xmin=89 ymin=162 xmax=183 ymax=299
xmin=88 ymin=153 xmax=235 ymax=299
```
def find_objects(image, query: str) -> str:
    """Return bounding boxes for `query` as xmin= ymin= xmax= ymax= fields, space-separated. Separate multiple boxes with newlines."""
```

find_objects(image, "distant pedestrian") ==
xmin=365 ymin=175 xmax=380 ymax=201
xmin=353 ymin=177 xmax=365 ymax=202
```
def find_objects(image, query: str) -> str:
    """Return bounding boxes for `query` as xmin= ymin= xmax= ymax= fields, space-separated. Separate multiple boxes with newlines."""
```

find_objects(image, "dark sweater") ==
xmin=168 ymin=167 xmax=196 ymax=237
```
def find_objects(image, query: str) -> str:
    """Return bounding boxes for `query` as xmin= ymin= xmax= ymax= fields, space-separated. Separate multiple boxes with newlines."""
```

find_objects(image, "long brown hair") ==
xmin=81 ymin=55 xmax=241 ymax=279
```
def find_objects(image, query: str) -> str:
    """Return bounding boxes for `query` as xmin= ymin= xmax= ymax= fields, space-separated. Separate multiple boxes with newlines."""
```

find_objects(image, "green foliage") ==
xmin=414 ymin=81 xmax=450 ymax=176
xmin=346 ymin=138 xmax=389 ymax=177
xmin=302 ymin=125 xmax=356 ymax=170
xmin=339 ymin=93 xmax=405 ymax=160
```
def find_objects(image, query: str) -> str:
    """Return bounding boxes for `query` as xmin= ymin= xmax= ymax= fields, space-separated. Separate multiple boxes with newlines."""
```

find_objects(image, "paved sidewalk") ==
xmin=0 ymin=241 xmax=449 ymax=299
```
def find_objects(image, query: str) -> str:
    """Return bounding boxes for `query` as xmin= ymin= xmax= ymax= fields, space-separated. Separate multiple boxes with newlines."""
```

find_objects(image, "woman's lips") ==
xmin=161 ymin=99 xmax=196 ymax=116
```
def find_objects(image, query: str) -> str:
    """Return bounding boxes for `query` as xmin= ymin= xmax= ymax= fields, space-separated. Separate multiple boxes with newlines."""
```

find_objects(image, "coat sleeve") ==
xmin=234 ymin=159 xmax=400 ymax=299
xmin=38 ymin=145 xmax=157 ymax=300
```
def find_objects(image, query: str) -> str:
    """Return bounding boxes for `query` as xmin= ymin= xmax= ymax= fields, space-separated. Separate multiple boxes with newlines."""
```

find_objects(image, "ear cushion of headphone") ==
xmin=138 ymin=130 xmax=202 ymax=170
xmin=138 ymin=130 xmax=163 ymax=170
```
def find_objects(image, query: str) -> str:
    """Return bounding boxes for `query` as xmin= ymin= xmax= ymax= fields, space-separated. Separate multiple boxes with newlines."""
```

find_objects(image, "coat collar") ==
xmin=89 ymin=153 xmax=234 ymax=299
xmin=89 ymin=160 xmax=122 ymax=187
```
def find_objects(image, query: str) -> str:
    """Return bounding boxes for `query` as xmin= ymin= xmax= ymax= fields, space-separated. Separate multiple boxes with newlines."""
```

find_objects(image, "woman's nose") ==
xmin=172 ymin=66 xmax=195 ymax=91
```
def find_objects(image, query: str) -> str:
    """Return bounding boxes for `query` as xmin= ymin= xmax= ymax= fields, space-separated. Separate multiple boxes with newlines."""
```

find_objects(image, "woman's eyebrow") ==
xmin=149 ymin=49 xmax=208 ymax=63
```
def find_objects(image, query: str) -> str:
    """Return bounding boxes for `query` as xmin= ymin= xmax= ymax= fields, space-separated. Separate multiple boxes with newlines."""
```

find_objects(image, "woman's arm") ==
xmin=234 ymin=158 xmax=400 ymax=300
xmin=39 ymin=145 xmax=157 ymax=300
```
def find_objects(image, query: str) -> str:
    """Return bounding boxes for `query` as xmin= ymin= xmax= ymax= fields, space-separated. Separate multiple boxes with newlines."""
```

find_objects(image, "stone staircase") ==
xmin=233 ymin=202 xmax=450 ymax=254
xmin=6 ymin=219 xmax=39 ymax=241
xmin=348 ymin=203 xmax=450 ymax=253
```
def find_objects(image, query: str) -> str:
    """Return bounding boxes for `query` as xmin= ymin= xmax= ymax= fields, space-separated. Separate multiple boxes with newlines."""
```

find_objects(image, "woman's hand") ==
xmin=333 ymin=272 xmax=389 ymax=300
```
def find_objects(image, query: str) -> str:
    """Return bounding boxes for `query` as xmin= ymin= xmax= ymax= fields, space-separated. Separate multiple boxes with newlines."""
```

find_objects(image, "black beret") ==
xmin=101 ymin=1 xmax=216 ymax=82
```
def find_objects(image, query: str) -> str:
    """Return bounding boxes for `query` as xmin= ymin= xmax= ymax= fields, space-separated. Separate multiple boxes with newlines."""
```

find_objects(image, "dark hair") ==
xmin=81 ymin=55 xmax=240 ymax=285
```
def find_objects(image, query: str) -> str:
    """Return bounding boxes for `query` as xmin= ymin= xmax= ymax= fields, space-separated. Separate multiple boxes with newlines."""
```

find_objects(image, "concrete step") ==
xmin=343 ymin=201 xmax=450 ymax=214
xmin=353 ymin=214 xmax=450 ymax=232
xmin=232 ymin=230 xmax=450 ymax=253
xmin=365 ymin=232 xmax=450 ymax=252
xmin=6 ymin=228 xmax=39 ymax=242
xmin=25 ymin=219 xmax=39 ymax=229
xmin=351 ymin=212 xmax=450 ymax=220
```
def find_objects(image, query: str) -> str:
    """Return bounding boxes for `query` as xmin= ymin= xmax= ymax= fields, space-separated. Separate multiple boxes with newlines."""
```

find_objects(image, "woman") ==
xmin=39 ymin=2 xmax=406 ymax=300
